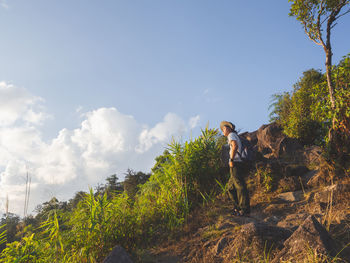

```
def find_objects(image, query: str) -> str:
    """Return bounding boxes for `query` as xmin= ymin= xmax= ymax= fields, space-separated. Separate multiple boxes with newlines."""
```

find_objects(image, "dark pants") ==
xmin=227 ymin=162 xmax=250 ymax=213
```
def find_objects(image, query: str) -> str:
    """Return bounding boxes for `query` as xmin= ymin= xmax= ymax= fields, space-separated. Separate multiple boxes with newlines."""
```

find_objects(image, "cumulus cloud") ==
xmin=136 ymin=113 xmax=187 ymax=153
xmin=0 ymin=82 xmax=49 ymax=126
xmin=0 ymin=83 xmax=201 ymax=216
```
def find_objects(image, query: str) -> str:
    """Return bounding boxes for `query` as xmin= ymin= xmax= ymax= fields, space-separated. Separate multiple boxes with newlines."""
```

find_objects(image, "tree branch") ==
xmin=316 ymin=1 xmax=326 ymax=47
xmin=321 ymin=14 xmax=331 ymax=26
xmin=330 ymin=22 xmax=338 ymax=30
xmin=303 ymin=22 xmax=322 ymax=46
xmin=335 ymin=8 xmax=350 ymax=20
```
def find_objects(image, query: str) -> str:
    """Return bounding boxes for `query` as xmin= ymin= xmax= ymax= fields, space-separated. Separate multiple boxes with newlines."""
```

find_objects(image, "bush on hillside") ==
xmin=270 ymin=54 xmax=350 ymax=150
xmin=0 ymin=127 xmax=223 ymax=262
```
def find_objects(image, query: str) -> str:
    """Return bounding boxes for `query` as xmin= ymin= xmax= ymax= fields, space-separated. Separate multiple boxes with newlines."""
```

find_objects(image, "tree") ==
xmin=289 ymin=0 xmax=349 ymax=113
xmin=105 ymin=174 xmax=123 ymax=196
xmin=67 ymin=191 xmax=87 ymax=209
xmin=270 ymin=69 xmax=326 ymax=144
xmin=0 ymin=213 xmax=20 ymax=251
xmin=34 ymin=197 xmax=67 ymax=222
xmin=123 ymin=169 xmax=150 ymax=199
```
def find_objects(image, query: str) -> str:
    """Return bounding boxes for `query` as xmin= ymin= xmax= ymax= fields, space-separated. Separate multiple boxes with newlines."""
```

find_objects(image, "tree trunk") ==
xmin=325 ymin=49 xmax=336 ymax=110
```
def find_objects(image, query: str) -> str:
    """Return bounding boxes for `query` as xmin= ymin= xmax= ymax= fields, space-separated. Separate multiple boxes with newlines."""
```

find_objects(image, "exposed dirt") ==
xmin=137 ymin=178 xmax=350 ymax=263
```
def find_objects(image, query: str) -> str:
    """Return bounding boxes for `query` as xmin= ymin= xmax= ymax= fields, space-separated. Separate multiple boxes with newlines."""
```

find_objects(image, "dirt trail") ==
xmin=140 ymin=181 xmax=350 ymax=263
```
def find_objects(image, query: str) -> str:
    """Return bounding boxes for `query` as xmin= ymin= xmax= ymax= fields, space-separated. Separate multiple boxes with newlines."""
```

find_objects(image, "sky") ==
xmin=0 ymin=0 xmax=349 ymax=216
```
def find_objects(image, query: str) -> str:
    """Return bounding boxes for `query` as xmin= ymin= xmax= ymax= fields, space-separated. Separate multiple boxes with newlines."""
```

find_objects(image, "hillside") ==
xmin=108 ymin=123 xmax=350 ymax=263
xmin=1 ymin=123 xmax=350 ymax=263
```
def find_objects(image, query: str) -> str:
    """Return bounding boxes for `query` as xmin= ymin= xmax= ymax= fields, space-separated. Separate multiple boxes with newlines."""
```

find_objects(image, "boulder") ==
xmin=277 ymin=190 xmax=304 ymax=202
xmin=256 ymin=123 xmax=283 ymax=158
xmin=272 ymin=215 xmax=339 ymax=262
xmin=303 ymin=170 xmax=319 ymax=187
xmin=276 ymin=213 xmax=310 ymax=230
xmin=313 ymin=184 xmax=349 ymax=204
xmin=223 ymin=221 xmax=292 ymax=259
xmin=240 ymin=130 xmax=258 ymax=147
xmin=256 ymin=123 xmax=302 ymax=159
xmin=303 ymin=145 xmax=323 ymax=167
xmin=103 ymin=246 xmax=133 ymax=263
xmin=277 ymin=137 xmax=303 ymax=158
xmin=284 ymin=165 xmax=309 ymax=178
xmin=278 ymin=176 xmax=301 ymax=192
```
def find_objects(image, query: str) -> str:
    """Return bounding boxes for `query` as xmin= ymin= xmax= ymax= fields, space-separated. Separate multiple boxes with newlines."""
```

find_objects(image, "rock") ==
xmin=276 ymin=213 xmax=309 ymax=230
xmin=313 ymin=184 xmax=347 ymax=204
xmin=223 ymin=221 xmax=292 ymax=259
xmin=256 ymin=123 xmax=283 ymax=158
xmin=256 ymin=123 xmax=302 ymax=159
xmin=263 ymin=203 xmax=292 ymax=216
xmin=303 ymin=145 xmax=323 ymax=167
xmin=306 ymin=171 xmax=327 ymax=187
xmin=272 ymin=215 xmax=339 ymax=262
xmin=277 ymin=137 xmax=303 ymax=158
xmin=263 ymin=215 xmax=280 ymax=225
xmin=303 ymin=170 xmax=319 ymax=187
xmin=240 ymin=131 xmax=258 ymax=147
xmin=278 ymin=176 xmax=301 ymax=192
xmin=277 ymin=190 xmax=304 ymax=202
xmin=102 ymin=246 xmax=133 ymax=263
xmin=284 ymin=165 xmax=309 ymax=177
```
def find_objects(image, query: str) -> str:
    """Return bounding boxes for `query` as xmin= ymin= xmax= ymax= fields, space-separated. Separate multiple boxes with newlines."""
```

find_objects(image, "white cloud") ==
xmin=0 ymin=82 xmax=49 ymax=126
xmin=0 ymin=84 xmax=201 ymax=216
xmin=136 ymin=113 xmax=187 ymax=153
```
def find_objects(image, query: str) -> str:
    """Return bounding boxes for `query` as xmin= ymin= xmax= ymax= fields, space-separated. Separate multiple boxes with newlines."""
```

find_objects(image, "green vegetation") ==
xmin=0 ymin=127 xmax=223 ymax=262
xmin=0 ymin=3 xmax=349 ymax=261
xmin=288 ymin=0 xmax=350 ymax=113
xmin=255 ymin=166 xmax=275 ymax=193
xmin=270 ymin=54 xmax=350 ymax=154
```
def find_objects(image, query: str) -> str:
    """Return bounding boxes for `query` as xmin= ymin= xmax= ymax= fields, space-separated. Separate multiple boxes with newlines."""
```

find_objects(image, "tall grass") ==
xmin=0 ymin=128 xmax=223 ymax=262
xmin=0 ymin=225 xmax=6 ymax=246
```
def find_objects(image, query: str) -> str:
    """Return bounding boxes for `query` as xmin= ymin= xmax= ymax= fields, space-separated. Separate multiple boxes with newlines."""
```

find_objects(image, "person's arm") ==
xmin=229 ymin=140 xmax=238 ymax=167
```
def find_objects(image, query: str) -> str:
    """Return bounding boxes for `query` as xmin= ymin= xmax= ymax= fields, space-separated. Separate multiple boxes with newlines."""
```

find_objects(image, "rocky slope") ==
xmin=104 ymin=123 xmax=350 ymax=263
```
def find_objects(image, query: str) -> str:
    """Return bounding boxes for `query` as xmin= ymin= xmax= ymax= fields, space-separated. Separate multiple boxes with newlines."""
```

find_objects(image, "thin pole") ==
xmin=26 ymin=175 xmax=31 ymax=217
xmin=24 ymin=169 xmax=29 ymax=218
xmin=5 ymin=194 xmax=8 ymax=219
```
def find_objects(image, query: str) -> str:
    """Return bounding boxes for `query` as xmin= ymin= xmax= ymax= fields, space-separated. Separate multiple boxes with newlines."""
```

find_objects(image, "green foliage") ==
xmin=136 ymin=127 xmax=222 ymax=232
xmin=0 ymin=128 xmax=223 ymax=262
xmin=270 ymin=69 xmax=326 ymax=144
xmin=0 ymin=225 xmax=6 ymax=247
xmin=256 ymin=166 xmax=274 ymax=193
xmin=0 ymin=234 xmax=47 ymax=263
xmin=270 ymin=55 xmax=350 ymax=148
xmin=0 ymin=213 xmax=20 ymax=252
xmin=288 ymin=0 xmax=350 ymax=44
xmin=39 ymin=211 xmax=64 ymax=254
xmin=123 ymin=169 xmax=150 ymax=199
xmin=34 ymin=197 xmax=68 ymax=223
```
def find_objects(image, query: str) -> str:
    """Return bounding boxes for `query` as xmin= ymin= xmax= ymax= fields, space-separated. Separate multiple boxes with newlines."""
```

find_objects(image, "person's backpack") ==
xmin=237 ymin=135 xmax=255 ymax=162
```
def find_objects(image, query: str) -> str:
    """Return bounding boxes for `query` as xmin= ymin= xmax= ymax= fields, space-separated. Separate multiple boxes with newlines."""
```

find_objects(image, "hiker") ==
xmin=220 ymin=121 xmax=250 ymax=216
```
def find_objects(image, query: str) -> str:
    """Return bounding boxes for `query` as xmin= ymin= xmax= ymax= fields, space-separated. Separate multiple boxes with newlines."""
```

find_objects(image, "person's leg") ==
xmin=232 ymin=163 xmax=250 ymax=214
xmin=227 ymin=167 xmax=239 ymax=209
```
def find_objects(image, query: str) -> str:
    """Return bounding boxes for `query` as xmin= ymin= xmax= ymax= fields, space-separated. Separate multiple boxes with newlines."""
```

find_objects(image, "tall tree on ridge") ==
xmin=288 ymin=0 xmax=349 ymax=118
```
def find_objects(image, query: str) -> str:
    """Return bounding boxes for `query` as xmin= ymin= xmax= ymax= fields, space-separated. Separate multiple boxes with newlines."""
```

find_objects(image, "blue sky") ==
xmin=0 ymin=0 xmax=349 ymax=215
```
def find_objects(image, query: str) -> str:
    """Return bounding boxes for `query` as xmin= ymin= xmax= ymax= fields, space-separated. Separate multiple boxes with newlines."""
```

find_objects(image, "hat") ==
xmin=220 ymin=121 xmax=235 ymax=132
